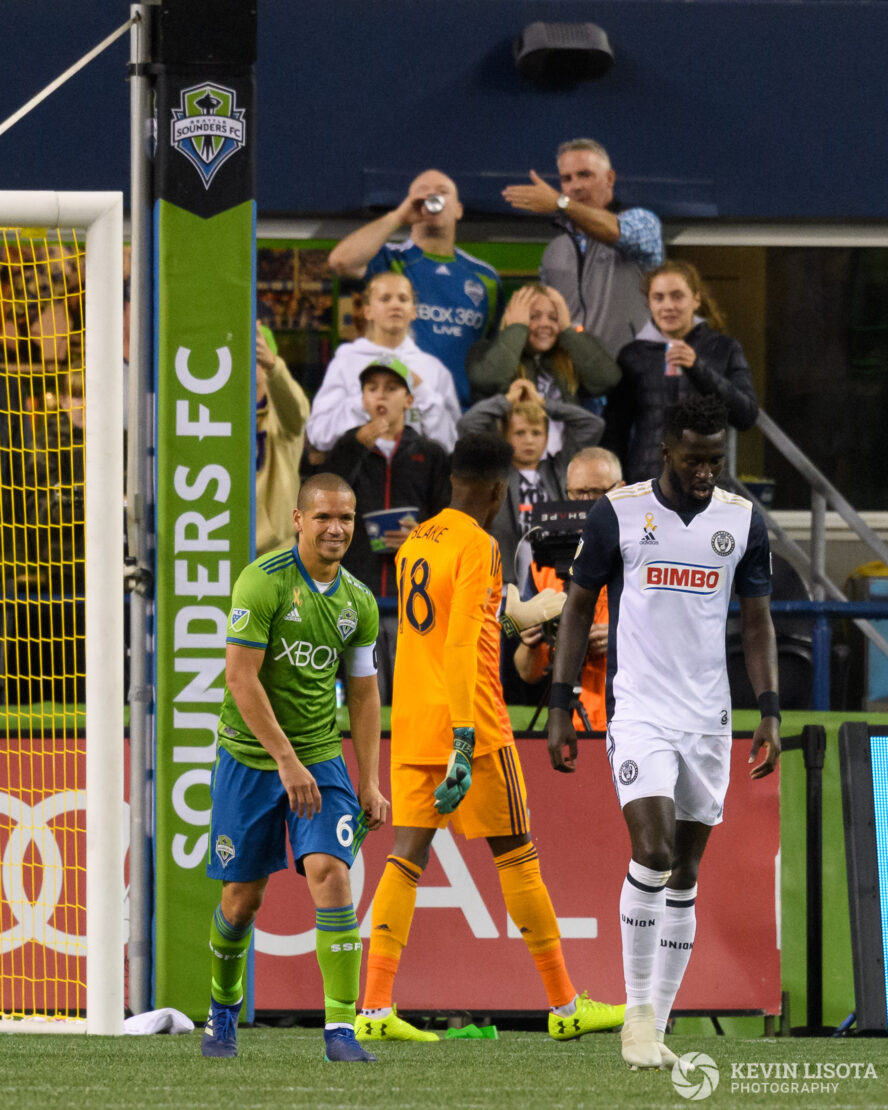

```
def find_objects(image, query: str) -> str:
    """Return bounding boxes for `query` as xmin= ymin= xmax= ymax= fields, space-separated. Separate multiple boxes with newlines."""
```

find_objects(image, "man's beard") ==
xmin=665 ymin=460 xmax=713 ymax=513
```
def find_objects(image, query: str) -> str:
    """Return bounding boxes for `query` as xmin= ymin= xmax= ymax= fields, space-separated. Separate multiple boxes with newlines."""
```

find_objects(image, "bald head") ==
xmin=566 ymin=447 xmax=623 ymax=501
xmin=407 ymin=169 xmax=463 ymax=247
xmin=411 ymin=168 xmax=459 ymax=202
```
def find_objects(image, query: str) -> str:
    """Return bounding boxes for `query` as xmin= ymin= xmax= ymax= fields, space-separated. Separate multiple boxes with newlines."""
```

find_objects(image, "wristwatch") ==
xmin=556 ymin=194 xmax=571 ymax=211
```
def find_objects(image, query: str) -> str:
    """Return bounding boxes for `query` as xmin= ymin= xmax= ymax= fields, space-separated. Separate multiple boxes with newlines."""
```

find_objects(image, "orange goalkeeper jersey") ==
xmin=390 ymin=507 xmax=513 ymax=763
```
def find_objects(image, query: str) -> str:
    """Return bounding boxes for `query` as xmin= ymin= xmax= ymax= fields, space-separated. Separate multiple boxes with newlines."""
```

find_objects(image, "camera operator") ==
xmin=515 ymin=447 xmax=624 ymax=731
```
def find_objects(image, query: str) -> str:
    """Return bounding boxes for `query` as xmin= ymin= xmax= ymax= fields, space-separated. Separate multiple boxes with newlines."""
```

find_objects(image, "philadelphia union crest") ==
xmin=171 ymin=83 xmax=246 ymax=188
xmin=618 ymin=760 xmax=639 ymax=785
xmin=710 ymin=530 xmax=735 ymax=557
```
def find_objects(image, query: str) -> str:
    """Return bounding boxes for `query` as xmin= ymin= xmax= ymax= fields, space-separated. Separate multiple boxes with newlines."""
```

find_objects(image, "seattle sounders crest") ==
xmin=170 ymin=83 xmax=246 ymax=189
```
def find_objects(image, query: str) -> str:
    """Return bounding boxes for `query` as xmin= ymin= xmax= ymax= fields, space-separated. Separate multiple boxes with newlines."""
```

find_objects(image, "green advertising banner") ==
xmin=151 ymin=5 xmax=257 ymax=1015
xmin=154 ymin=201 xmax=255 ymax=1014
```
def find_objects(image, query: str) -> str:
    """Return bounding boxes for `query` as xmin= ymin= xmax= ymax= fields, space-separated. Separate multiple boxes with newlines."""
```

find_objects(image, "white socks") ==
xmin=619 ymin=859 xmax=671 ymax=1009
xmin=652 ymin=884 xmax=697 ymax=1033
xmin=550 ymin=996 xmax=578 ymax=1017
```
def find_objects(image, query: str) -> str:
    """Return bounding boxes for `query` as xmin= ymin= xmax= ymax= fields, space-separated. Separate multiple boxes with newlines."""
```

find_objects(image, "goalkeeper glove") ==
xmin=433 ymin=727 xmax=475 ymax=814
xmin=500 ymin=582 xmax=566 ymax=639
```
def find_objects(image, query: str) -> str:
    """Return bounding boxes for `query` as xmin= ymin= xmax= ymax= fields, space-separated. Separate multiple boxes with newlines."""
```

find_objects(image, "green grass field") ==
xmin=2 ymin=1028 xmax=887 ymax=1110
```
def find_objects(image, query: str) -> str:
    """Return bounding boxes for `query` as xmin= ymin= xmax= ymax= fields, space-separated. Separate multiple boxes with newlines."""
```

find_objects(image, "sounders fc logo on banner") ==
xmin=170 ymin=83 xmax=246 ymax=189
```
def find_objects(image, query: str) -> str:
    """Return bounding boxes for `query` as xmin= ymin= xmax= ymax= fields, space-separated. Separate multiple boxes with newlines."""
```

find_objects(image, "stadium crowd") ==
xmin=255 ymin=144 xmax=760 ymax=705
xmin=0 ymin=140 xmax=762 ymax=709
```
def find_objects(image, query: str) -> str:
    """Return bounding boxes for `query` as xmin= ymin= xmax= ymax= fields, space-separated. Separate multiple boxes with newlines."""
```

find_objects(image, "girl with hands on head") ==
xmin=466 ymin=282 xmax=619 ymax=456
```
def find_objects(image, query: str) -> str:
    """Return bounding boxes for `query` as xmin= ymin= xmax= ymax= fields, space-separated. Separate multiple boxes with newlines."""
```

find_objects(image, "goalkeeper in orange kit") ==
xmin=356 ymin=432 xmax=624 ymax=1043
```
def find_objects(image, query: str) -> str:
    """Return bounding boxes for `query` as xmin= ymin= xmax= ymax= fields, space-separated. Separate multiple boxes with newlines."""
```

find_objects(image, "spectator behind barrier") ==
xmin=255 ymin=323 xmax=311 ymax=555
xmin=328 ymin=169 xmax=503 ymax=406
xmin=325 ymin=359 xmax=451 ymax=599
xmin=603 ymin=260 xmax=760 ymax=483
xmin=307 ymin=272 xmax=459 ymax=455
xmin=325 ymin=358 xmax=451 ymax=703
xmin=27 ymin=369 xmax=85 ymax=594
xmin=513 ymin=447 xmax=625 ymax=725
xmin=466 ymin=281 xmax=620 ymax=451
xmin=457 ymin=382 xmax=602 ymax=587
xmin=502 ymin=138 xmax=663 ymax=361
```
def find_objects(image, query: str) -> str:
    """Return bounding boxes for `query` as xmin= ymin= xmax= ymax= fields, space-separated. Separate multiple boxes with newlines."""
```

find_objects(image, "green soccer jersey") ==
xmin=217 ymin=546 xmax=379 ymax=770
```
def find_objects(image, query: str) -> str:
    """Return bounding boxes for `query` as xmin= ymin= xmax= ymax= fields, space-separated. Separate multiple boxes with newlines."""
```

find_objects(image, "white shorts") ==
xmin=606 ymin=720 xmax=731 ymax=826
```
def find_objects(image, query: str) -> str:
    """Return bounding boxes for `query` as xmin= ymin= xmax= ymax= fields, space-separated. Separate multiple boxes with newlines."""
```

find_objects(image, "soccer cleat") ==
xmin=355 ymin=1005 xmax=440 ymax=1043
xmin=548 ymin=992 xmax=626 ymax=1040
xmin=656 ymin=1029 xmax=680 ymax=1067
xmin=620 ymin=1003 xmax=661 ymax=1069
xmin=324 ymin=1026 xmax=377 ymax=1062
xmin=201 ymin=998 xmax=240 ymax=1058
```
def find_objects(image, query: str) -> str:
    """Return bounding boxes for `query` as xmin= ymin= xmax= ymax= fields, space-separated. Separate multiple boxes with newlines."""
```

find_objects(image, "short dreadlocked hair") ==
xmin=663 ymin=395 xmax=728 ymax=443
xmin=451 ymin=433 xmax=513 ymax=482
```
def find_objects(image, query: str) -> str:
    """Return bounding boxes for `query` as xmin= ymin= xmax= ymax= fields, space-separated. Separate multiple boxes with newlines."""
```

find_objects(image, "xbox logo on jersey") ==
xmin=618 ymin=760 xmax=638 ymax=785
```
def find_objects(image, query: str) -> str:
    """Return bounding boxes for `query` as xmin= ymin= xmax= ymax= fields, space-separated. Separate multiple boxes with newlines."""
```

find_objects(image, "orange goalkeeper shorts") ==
xmin=391 ymin=743 xmax=529 ymax=839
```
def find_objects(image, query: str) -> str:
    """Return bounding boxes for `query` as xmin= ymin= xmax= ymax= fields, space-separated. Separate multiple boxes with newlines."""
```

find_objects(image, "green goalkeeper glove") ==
xmin=433 ymin=727 xmax=475 ymax=814
xmin=499 ymin=582 xmax=567 ymax=639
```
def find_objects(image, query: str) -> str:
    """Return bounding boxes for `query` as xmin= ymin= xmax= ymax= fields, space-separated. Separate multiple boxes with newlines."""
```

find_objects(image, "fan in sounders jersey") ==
xmin=218 ymin=546 xmax=379 ymax=770
xmin=570 ymin=478 xmax=771 ymax=732
xmin=366 ymin=240 xmax=502 ymax=407
xmin=327 ymin=169 xmax=502 ymax=409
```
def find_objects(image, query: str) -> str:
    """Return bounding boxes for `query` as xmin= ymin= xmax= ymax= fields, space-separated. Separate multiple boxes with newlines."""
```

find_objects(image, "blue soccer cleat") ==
xmin=201 ymin=998 xmax=240 ymax=1058
xmin=324 ymin=1026 xmax=378 ymax=1062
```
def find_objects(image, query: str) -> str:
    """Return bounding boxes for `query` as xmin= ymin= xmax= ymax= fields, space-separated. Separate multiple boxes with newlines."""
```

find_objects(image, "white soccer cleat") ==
xmin=656 ymin=1028 xmax=680 ymax=1067
xmin=620 ymin=1003 xmax=661 ymax=1070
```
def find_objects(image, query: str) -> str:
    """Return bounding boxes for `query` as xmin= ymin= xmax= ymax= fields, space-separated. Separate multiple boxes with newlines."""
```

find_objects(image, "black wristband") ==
xmin=549 ymin=682 xmax=574 ymax=713
xmin=757 ymin=690 xmax=781 ymax=722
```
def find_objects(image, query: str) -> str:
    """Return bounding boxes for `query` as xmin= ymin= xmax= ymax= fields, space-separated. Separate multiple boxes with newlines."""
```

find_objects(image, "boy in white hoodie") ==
xmin=306 ymin=272 xmax=459 ymax=454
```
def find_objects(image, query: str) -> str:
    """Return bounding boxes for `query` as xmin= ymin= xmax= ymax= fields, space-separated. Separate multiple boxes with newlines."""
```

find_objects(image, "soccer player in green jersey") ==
xmin=202 ymin=473 xmax=389 ymax=1063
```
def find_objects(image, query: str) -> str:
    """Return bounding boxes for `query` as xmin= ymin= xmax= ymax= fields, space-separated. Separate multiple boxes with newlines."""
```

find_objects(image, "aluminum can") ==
xmin=664 ymin=341 xmax=682 ymax=376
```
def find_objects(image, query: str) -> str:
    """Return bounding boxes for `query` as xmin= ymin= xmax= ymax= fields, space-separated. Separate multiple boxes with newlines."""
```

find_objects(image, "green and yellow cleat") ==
xmin=549 ymin=992 xmax=626 ymax=1040
xmin=355 ymin=1005 xmax=440 ymax=1043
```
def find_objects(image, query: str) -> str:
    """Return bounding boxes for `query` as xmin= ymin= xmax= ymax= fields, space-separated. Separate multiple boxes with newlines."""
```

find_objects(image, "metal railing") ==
xmin=731 ymin=410 xmax=888 ymax=709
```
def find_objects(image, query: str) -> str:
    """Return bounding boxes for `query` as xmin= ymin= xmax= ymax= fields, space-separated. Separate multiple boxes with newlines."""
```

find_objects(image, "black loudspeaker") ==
xmin=514 ymin=22 xmax=614 ymax=87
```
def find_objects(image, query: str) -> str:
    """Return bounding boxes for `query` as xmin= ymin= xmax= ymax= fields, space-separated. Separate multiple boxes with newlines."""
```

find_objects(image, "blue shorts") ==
xmin=206 ymin=746 xmax=365 ymax=881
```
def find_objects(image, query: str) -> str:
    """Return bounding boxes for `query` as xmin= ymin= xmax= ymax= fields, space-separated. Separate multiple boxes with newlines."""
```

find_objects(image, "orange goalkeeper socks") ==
xmin=362 ymin=855 xmax=423 ymax=1009
xmin=494 ymin=842 xmax=576 ymax=1008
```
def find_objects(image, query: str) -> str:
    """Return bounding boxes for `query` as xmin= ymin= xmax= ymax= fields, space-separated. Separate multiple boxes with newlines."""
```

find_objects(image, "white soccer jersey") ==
xmin=570 ymin=479 xmax=771 ymax=732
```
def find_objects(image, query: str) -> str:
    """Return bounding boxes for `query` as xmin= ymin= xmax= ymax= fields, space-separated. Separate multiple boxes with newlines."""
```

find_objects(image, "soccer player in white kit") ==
xmin=547 ymin=395 xmax=780 ymax=1069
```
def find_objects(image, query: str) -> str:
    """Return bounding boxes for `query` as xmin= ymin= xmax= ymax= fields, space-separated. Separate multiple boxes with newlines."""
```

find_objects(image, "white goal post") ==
xmin=0 ymin=191 xmax=124 ymax=1035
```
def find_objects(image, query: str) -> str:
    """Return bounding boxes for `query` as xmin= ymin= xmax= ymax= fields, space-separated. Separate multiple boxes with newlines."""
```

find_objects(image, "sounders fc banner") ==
xmin=153 ymin=66 xmax=255 ymax=1015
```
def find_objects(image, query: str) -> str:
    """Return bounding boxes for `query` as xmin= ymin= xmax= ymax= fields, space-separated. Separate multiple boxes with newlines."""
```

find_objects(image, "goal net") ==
xmin=0 ymin=193 xmax=125 ymax=1034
